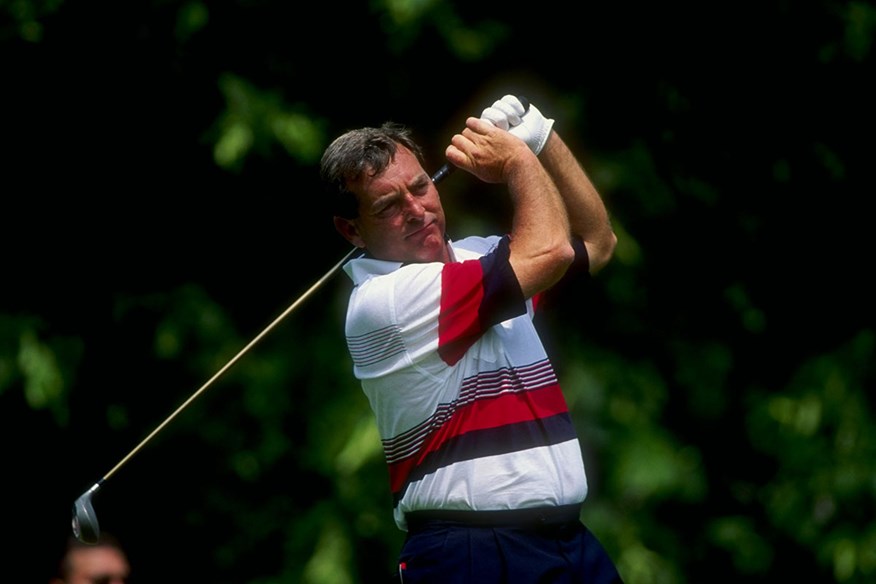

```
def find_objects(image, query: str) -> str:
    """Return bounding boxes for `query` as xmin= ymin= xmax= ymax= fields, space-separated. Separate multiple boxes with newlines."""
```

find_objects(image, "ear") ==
xmin=333 ymin=216 xmax=366 ymax=249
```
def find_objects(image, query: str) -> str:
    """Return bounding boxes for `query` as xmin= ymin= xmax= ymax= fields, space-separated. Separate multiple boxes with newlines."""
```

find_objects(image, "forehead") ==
xmin=355 ymin=146 xmax=424 ymax=191
xmin=70 ymin=547 xmax=128 ymax=571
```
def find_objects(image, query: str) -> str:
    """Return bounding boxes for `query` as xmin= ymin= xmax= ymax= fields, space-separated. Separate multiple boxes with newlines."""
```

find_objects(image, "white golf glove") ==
xmin=480 ymin=94 xmax=554 ymax=155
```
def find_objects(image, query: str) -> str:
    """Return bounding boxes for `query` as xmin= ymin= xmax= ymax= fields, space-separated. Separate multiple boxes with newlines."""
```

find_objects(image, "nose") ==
xmin=402 ymin=193 xmax=425 ymax=221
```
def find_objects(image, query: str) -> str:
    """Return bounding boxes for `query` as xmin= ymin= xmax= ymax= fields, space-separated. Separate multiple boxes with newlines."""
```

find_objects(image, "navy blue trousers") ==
xmin=394 ymin=519 xmax=623 ymax=583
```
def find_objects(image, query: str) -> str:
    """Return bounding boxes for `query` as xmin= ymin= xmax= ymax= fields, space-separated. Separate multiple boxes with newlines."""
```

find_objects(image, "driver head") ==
xmin=72 ymin=484 xmax=101 ymax=544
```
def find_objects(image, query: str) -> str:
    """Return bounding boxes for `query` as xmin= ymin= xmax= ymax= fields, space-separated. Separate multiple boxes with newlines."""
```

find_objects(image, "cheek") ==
xmin=432 ymin=202 xmax=446 ymax=225
xmin=362 ymin=218 xmax=402 ymax=244
xmin=425 ymin=193 xmax=444 ymax=215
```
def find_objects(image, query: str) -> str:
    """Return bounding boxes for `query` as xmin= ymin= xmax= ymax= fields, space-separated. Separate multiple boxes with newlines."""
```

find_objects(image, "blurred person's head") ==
xmin=51 ymin=532 xmax=130 ymax=584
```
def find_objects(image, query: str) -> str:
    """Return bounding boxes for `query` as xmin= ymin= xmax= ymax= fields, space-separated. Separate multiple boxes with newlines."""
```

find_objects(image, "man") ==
xmin=321 ymin=94 xmax=621 ymax=582
xmin=51 ymin=532 xmax=130 ymax=584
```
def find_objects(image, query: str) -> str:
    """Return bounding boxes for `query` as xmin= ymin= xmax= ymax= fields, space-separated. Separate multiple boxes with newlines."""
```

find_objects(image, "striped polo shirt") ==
xmin=341 ymin=234 xmax=589 ymax=531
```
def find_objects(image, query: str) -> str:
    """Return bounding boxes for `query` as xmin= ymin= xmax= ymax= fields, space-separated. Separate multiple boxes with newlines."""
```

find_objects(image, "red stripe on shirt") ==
xmin=438 ymin=260 xmax=485 ymax=365
xmin=387 ymin=383 xmax=568 ymax=493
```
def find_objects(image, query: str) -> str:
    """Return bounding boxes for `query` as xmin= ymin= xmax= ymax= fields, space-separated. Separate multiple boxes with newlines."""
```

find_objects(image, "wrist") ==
xmin=535 ymin=124 xmax=556 ymax=156
xmin=503 ymin=147 xmax=542 ymax=183
xmin=532 ymin=116 xmax=554 ymax=155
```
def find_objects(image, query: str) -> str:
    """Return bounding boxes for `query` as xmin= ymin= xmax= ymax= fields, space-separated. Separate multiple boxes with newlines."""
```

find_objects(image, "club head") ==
xmin=72 ymin=483 xmax=102 ymax=544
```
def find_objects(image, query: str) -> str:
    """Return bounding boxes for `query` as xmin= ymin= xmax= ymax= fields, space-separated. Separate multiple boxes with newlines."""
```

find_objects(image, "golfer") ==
xmin=321 ymin=94 xmax=622 ymax=583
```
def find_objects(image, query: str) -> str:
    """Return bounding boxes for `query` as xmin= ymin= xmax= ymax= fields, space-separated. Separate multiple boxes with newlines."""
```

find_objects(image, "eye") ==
xmin=411 ymin=180 xmax=430 ymax=196
xmin=374 ymin=201 xmax=400 ymax=219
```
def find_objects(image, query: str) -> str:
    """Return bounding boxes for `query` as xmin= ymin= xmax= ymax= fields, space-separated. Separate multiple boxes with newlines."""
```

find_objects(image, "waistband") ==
xmin=405 ymin=503 xmax=582 ymax=532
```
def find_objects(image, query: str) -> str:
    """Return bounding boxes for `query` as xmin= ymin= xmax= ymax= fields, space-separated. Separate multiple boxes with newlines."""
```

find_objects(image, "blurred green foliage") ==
xmin=2 ymin=0 xmax=874 ymax=582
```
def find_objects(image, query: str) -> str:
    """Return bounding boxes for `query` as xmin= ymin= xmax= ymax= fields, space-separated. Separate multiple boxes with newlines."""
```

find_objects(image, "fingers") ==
xmin=480 ymin=106 xmax=509 ymax=129
xmin=500 ymin=95 xmax=526 ymax=115
xmin=444 ymin=96 xmax=539 ymax=182
xmin=465 ymin=116 xmax=496 ymax=134
xmin=446 ymin=117 xmax=497 ymax=165
xmin=480 ymin=96 xmax=524 ymax=130
xmin=492 ymin=96 xmax=523 ymax=125
xmin=444 ymin=143 xmax=465 ymax=169
xmin=445 ymin=121 xmax=478 ymax=169
xmin=445 ymin=116 xmax=531 ymax=184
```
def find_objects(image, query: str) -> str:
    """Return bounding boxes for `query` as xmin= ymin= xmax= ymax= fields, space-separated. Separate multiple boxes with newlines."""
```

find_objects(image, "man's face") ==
xmin=334 ymin=146 xmax=449 ymax=264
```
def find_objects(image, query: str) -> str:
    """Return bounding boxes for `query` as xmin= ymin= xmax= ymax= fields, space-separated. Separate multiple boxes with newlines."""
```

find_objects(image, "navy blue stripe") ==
xmin=347 ymin=324 xmax=405 ymax=367
xmin=392 ymin=413 xmax=577 ymax=506
xmin=382 ymin=360 xmax=556 ymax=463
xmin=478 ymin=235 xmax=526 ymax=328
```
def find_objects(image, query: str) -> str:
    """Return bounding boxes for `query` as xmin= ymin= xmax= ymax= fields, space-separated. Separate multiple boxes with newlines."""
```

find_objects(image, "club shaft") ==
xmin=99 ymin=164 xmax=455 ymax=482
xmin=101 ymin=246 xmax=357 ymax=481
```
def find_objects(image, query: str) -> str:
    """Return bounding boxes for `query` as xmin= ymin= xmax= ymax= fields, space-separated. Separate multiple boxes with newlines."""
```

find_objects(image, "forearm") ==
xmin=445 ymin=114 xmax=577 ymax=296
xmin=506 ymin=155 xmax=574 ymax=298
xmin=539 ymin=131 xmax=616 ymax=273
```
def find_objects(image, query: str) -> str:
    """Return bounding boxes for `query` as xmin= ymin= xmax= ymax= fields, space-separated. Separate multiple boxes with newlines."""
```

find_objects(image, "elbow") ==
xmin=558 ymin=239 xmax=578 ymax=269
xmin=512 ymin=239 xmax=575 ymax=298
xmin=543 ymin=240 xmax=577 ymax=285
xmin=587 ymin=230 xmax=617 ymax=274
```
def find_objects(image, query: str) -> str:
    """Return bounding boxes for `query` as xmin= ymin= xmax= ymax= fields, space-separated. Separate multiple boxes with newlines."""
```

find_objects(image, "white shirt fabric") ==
xmin=341 ymin=234 xmax=589 ymax=531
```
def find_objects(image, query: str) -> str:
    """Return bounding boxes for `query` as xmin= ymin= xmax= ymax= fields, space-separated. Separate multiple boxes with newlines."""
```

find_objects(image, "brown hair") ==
xmin=319 ymin=122 xmax=425 ymax=219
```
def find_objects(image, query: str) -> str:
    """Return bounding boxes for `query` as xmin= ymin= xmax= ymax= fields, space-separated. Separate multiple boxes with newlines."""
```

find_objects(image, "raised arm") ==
xmin=445 ymin=116 xmax=574 ymax=299
xmin=538 ymin=131 xmax=616 ymax=273
xmin=483 ymin=95 xmax=617 ymax=274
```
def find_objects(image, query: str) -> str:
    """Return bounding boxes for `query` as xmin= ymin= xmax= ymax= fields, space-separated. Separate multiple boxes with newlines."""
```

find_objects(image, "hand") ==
xmin=479 ymin=95 xmax=525 ymax=130
xmin=479 ymin=95 xmax=554 ymax=155
xmin=445 ymin=116 xmax=536 ymax=184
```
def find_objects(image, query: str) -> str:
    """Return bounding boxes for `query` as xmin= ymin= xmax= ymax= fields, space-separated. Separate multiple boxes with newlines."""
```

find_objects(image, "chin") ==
xmin=416 ymin=242 xmax=448 ymax=264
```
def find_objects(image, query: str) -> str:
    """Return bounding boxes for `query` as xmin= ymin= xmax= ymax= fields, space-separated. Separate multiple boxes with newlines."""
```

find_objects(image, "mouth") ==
xmin=405 ymin=219 xmax=437 ymax=239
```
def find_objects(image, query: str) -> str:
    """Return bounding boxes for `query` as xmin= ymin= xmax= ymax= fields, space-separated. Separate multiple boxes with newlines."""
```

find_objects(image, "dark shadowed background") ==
xmin=3 ymin=1 xmax=874 ymax=582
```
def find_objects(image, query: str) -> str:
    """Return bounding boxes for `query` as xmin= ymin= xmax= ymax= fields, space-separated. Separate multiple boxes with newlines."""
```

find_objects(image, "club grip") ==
xmin=431 ymin=163 xmax=454 ymax=184
xmin=518 ymin=95 xmax=530 ymax=111
xmin=431 ymin=95 xmax=531 ymax=185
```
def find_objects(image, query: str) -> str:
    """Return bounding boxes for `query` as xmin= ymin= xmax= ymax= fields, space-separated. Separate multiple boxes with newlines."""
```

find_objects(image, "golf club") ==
xmin=430 ymin=95 xmax=529 ymax=184
xmin=71 ymin=161 xmax=460 ymax=544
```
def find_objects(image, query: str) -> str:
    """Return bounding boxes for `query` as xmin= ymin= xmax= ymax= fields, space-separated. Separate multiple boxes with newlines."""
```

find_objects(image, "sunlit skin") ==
xmin=51 ymin=546 xmax=130 ymax=584
xmin=333 ymin=146 xmax=451 ymax=264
